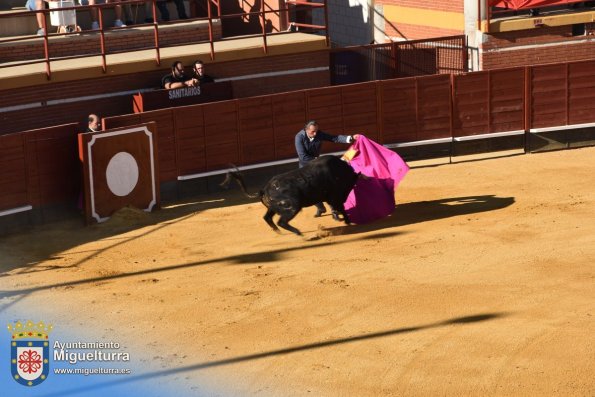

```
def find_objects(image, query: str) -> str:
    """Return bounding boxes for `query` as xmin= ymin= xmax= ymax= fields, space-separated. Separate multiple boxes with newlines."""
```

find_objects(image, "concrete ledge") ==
xmin=0 ymin=32 xmax=328 ymax=90
xmin=483 ymin=10 xmax=595 ymax=33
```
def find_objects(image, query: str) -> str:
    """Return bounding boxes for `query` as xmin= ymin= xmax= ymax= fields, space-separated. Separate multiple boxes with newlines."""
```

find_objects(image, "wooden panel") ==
xmin=416 ymin=74 xmax=451 ymax=140
xmin=490 ymin=68 xmax=525 ymax=133
xmin=24 ymin=124 xmax=80 ymax=207
xmin=0 ymin=133 xmax=28 ymax=211
xmin=379 ymin=78 xmax=417 ymax=143
xmin=79 ymin=123 xmax=159 ymax=224
xmin=140 ymin=109 xmax=176 ymax=182
xmin=341 ymin=82 xmax=379 ymax=142
xmin=272 ymin=92 xmax=307 ymax=160
xmin=453 ymin=72 xmax=489 ymax=137
xmin=238 ymin=96 xmax=275 ymax=165
xmin=203 ymin=101 xmax=240 ymax=170
xmin=132 ymin=81 xmax=233 ymax=112
xmin=531 ymin=64 xmax=567 ymax=129
xmin=103 ymin=114 xmax=142 ymax=130
xmin=306 ymin=86 xmax=344 ymax=136
xmin=568 ymin=60 xmax=595 ymax=125
xmin=174 ymin=107 xmax=206 ymax=176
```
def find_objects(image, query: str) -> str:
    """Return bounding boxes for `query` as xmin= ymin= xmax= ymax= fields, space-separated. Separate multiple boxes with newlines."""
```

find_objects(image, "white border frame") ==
xmin=86 ymin=125 xmax=156 ymax=223
xmin=0 ymin=205 xmax=32 ymax=218
xmin=529 ymin=121 xmax=595 ymax=133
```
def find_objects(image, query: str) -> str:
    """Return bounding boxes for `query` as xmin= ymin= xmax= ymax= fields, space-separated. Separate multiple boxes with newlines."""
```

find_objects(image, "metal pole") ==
xmin=99 ymin=6 xmax=106 ymax=73
xmin=41 ymin=10 xmax=50 ymax=79
xmin=261 ymin=0 xmax=268 ymax=54
xmin=152 ymin=0 xmax=161 ymax=66
xmin=323 ymin=0 xmax=330 ymax=46
xmin=207 ymin=0 xmax=215 ymax=60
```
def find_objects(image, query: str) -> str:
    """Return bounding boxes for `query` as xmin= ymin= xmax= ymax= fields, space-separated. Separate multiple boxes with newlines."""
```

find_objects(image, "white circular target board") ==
xmin=106 ymin=151 xmax=139 ymax=197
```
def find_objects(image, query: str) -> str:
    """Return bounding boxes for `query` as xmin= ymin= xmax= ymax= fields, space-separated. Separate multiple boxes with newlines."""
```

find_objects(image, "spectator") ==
xmin=145 ymin=0 xmax=188 ymax=22
xmin=192 ymin=60 xmax=215 ymax=84
xmin=26 ymin=0 xmax=46 ymax=36
xmin=161 ymin=61 xmax=197 ymax=89
xmin=78 ymin=0 xmax=126 ymax=29
xmin=294 ymin=120 xmax=359 ymax=217
xmin=86 ymin=114 xmax=101 ymax=132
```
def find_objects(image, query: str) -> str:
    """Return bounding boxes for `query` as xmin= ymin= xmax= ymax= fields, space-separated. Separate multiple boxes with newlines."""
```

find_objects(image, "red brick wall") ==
xmin=483 ymin=26 xmax=575 ymax=49
xmin=385 ymin=23 xmax=462 ymax=41
xmin=0 ymin=24 xmax=222 ymax=63
xmin=0 ymin=51 xmax=330 ymax=135
xmin=481 ymin=28 xmax=595 ymax=69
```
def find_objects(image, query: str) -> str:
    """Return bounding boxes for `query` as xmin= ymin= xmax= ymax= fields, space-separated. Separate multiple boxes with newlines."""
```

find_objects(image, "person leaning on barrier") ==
xmin=161 ymin=61 xmax=197 ymax=89
xmin=192 ymin=60 xmax=215 ymax=85
xmin=86 ymin=114 xmax=101 ymax=132
xmin=294 ymin=120 xmax=360 ymax=217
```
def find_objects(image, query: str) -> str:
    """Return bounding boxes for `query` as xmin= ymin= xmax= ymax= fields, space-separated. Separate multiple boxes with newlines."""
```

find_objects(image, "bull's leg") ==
xmin=329 ymin=203 xmax=351 ymax=224
xmin=314 ymin=202 xmax=327 ymax=217
xmin=277 ymin=210 xmax=302 ymax=236
xmin=263 ymin=208 xmax=280 ymax=233
xmin=330 ymin=208 xmax=340 ymax=221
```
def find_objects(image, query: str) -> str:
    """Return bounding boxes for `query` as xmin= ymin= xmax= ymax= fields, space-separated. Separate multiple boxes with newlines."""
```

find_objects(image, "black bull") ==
xmin=222 ymin=156 xmax=361 ymax=235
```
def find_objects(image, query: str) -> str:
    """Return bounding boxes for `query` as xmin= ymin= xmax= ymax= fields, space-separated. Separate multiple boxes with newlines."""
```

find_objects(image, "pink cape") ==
xmin=344 ymin=136 xmax=409 ymax=224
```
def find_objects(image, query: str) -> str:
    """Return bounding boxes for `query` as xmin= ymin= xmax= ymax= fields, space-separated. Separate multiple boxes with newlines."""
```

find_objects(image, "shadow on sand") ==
xmin=318 ymin=195 xmax=515 ymax=235
xmin=36 ymin=312 xmax=507 ymax=397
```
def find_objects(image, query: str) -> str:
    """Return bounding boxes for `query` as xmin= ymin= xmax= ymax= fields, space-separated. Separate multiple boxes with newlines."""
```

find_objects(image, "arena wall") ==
xmin=0 ymin=50 xmax=329 ymax=135
xmin=1 ymin=59 xmax=594 ymax=230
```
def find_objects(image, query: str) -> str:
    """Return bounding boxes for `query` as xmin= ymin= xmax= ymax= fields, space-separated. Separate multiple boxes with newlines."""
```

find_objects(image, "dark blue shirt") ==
xmin=295 ymin=129 xmax=351 ymax=167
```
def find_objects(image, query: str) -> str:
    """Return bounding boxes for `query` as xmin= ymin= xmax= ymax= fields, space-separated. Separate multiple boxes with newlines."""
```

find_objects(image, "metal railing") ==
xmin=0 ymin=0 xmax=329 ymax=79
xmin=330 ymin=35 xmax=467 ymax=85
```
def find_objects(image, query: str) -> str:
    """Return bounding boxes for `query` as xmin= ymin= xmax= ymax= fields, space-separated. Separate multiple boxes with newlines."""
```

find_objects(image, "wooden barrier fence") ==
xmin=0 ymin=123 xmax=80 ymax=216
xmin=1 ymin=59 xmax=595 ymax=215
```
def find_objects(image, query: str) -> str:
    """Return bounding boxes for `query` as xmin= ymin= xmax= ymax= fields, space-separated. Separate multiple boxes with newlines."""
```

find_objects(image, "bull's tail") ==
xmin=220 ymin=167 xmax=260 ymax=199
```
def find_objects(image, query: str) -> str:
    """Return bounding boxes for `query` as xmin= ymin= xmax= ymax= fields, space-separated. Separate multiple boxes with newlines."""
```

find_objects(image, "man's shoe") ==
xmin=114 ymin=20 xmax=126 ymax=28
xmin=36 ymin=28 xmax=45 ymax=36
xmin=314 ymin=208 xmax=327 ymax=218
xmin=91 ymin=21 xmax=99 ymax=30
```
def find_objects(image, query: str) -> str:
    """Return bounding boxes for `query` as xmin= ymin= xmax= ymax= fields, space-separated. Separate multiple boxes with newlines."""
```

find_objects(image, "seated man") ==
xmin=161 ymin=61 xmax=197 ymax=89
xmin=25 ymin=0 xmax=46 ymax=36
xmin=78 ymin=0 xmax=126 ymax=29
xmin=192 ymin=60 xmax=215 ymax=85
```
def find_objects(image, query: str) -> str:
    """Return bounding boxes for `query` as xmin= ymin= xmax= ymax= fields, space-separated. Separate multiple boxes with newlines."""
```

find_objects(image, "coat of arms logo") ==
xmin=7 ymin=320 xmax=53 ymax=386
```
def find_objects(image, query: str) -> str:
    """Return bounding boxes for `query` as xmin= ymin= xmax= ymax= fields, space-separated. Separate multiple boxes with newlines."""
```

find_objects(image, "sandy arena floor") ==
xmin=1 ymin=147 xmax=594 ymax=396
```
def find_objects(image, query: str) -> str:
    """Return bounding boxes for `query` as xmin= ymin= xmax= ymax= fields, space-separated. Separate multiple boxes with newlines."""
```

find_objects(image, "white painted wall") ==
xmin=464 ymin=0 xmax=484 ymax=71
xmin=313 ymin=0 xmax=374 ymax=47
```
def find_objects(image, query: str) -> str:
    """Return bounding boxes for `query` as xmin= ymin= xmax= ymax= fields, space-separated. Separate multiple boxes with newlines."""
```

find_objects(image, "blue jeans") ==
xmin=25 ymin=0 xmax=41 ymax=11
